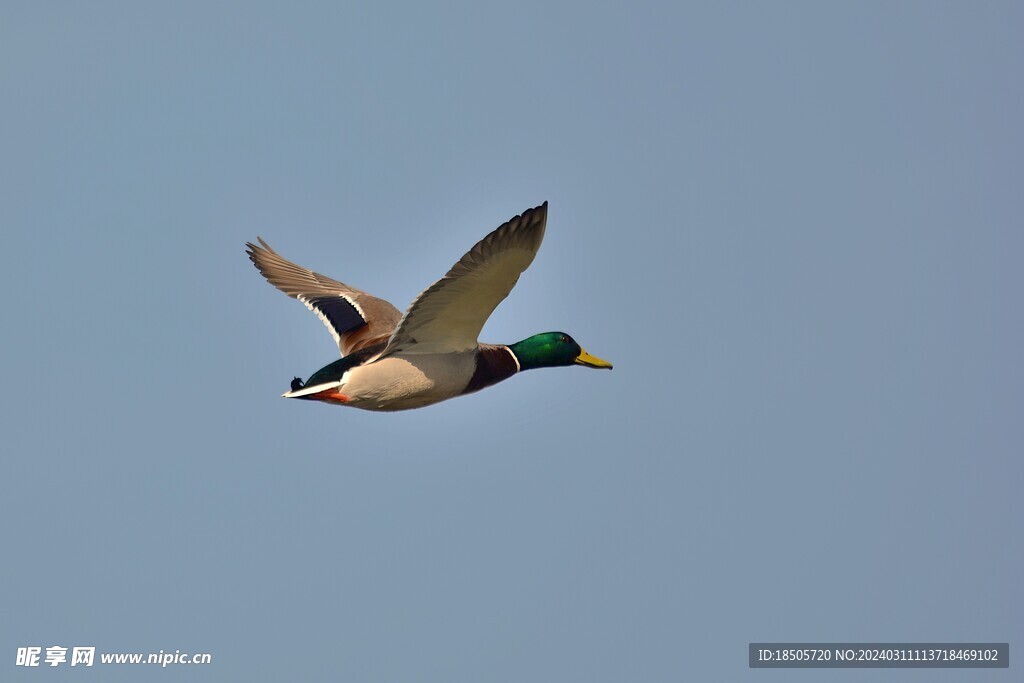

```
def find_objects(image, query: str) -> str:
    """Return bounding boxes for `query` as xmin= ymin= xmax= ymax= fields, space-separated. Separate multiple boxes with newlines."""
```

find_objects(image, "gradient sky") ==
xmin=2 ymin=2 xmax=1021 ymax=681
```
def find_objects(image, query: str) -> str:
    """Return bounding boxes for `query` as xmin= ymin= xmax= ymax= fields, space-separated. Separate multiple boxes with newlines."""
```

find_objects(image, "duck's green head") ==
xmin=509 ymin=332 xmax=613 ymax=371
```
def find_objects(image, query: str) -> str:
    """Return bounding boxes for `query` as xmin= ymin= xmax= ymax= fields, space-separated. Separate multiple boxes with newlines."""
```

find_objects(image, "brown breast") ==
xmin=461 ymin=344 xmax=519 ymax=395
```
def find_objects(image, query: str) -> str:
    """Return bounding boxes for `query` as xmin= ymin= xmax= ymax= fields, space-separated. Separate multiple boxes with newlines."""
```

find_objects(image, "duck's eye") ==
xmin=560 ymin=335 xmax=569 ymax=343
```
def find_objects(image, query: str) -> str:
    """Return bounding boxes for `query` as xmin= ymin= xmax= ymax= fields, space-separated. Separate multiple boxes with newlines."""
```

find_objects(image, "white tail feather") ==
xmin=282 ymin=381 xmax=342 ymax=398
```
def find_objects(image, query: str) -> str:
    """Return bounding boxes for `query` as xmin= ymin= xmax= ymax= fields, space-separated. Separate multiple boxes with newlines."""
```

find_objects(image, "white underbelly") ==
xmin=340 ymin=353 xmax=476 ymax=411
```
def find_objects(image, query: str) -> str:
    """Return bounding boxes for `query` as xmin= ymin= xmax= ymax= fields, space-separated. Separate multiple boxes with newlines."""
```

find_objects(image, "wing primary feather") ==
xmin=246 ymin=238 xmax=403 ymax=356
xmin=379 ymin=202 xmax=548 ymax=357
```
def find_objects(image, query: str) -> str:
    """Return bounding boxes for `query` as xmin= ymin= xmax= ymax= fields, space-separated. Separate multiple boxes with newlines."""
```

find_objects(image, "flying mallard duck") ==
xmin=246 ymin=202 xmax=611 ymax=411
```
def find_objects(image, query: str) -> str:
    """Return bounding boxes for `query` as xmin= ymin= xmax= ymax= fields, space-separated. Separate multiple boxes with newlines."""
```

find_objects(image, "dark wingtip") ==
xmin=245 ymin=236 xmax=273 ymax=258
xmin=245 ymin=239 xmax=260 ymax=262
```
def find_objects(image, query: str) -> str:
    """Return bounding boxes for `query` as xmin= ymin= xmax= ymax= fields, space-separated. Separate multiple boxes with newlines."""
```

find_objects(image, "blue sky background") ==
xmin=2 ymin=2 xmax=1021 ymax=681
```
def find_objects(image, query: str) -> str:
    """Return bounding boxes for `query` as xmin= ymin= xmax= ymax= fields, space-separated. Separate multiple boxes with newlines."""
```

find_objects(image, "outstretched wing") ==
xmin=246 ymin=238 xmax=403 ymax=356
xmin=378 ymin=202 xmax=548 ymax=357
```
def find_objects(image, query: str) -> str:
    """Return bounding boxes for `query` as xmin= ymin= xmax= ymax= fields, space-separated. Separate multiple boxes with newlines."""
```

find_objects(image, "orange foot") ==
xmin=311 ymin=388 xmax=351 ymax=404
